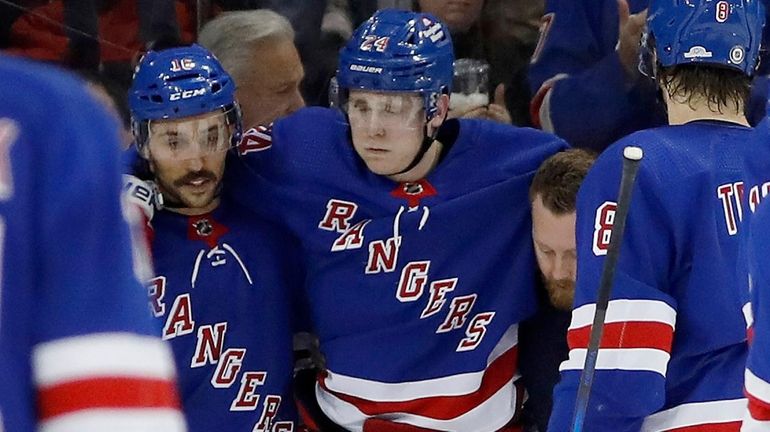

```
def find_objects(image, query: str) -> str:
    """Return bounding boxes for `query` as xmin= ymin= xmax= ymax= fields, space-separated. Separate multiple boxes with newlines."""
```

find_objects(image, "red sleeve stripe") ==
xmin=746 ymin=368 xmax=770 ymax=407
xmin=665 ymin=421 xmax=741 ymax=431
xmin=313 ymin=324 xmax=523 ymax=431
xmin=560 ymin=347 xmax=671 ymax=376
xmin=567 ymin=321 xmax=675 ymax=352
xmin=570 ymin=299 xmax=677 ymax=331
xmin=33 ymin=333 xmax=176 ymax=387
xmin=747 ymin=394 xmax=770 ymax=422
xmin=319 ymin=345 xmax=518 ymax=420
xmin=528 ymin=74 xmax=567 ymax=130
xmin=639 ymin=398 xmax=746 ymax=431
xmin=316 ymin=371 xmax=522 ymax=432
xmin=38 ymin=376 xmax=180 ymax=420
xmin=322 ymin=324 xmax=519 ymax=401
xmin=39 ymin=408 xmax=186 ymax=432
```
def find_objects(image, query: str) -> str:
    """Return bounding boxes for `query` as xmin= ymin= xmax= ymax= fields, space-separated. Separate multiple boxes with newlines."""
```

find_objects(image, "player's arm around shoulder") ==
xmin=236 ymin=107 xmax=341 ymax=174
xmin=472 ymin=119 xmax=570 ymax=175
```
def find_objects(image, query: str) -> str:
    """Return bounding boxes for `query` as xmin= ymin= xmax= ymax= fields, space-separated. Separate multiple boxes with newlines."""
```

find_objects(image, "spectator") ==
xmin=3 ymin=0 xmax=197 ymax=88
xmin=199 ymin=10 xmax=305 ymax=128
xmin=519 ymin=148 xmax=597 ymax=432
xmin=417 ymin=0 xmax=544 ymax=125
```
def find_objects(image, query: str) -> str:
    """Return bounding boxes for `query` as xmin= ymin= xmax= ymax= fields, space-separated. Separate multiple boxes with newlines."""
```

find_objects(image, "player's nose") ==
xmin=185 ymin=156 xmax=205 ymax=172
xmin=552 ymin=256 xmax=571 ymax=280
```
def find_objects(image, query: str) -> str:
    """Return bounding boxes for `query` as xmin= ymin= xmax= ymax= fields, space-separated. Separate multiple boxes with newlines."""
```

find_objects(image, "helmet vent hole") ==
xmin=211 ymin=83 xmax=222 ymax=93
xmin=151 ymin=95 xmax=163 ymax=103
xmin=167 ymin=73 xmax=199 ymax=82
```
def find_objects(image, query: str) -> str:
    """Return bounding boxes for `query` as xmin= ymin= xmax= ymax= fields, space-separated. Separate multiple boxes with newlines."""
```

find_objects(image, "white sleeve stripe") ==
xmin=742 ymin=414 xmax=770 ymax=431
xmin=570 ymin=299 xmax=677 ymax=330
xmin=746 ymin=368 xmax=770 ymax=405
xmin=743 ymin=302 xmax=754 ymax=328
xmin=39 ymin=408 xmax=186 ymax=432
xmin=323 ymin=324 xmax=518 ymax=400
xmin=316 ymin=376 xmax=518 ymax=432
xmin=559 ymin=348 xmax=671 ymax=376
xmin=640 ymin=398 xmax=746 ymax=432
xmin=33 ymin=333 xmax=176 ymax=387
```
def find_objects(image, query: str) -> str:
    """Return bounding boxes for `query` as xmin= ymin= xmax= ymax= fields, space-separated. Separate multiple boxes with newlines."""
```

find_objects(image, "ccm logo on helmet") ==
xmin=350 ymin=64 xmax=383 ymax=74
xmin=169 ymin=88 xmax=207 ymax=101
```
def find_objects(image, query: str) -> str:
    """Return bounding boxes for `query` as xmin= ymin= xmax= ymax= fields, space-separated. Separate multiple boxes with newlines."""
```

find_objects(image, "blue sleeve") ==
xmin=744 ymin=203 xmax=770 ymax=426
xmin=549 ymin=141 xmax=677 ymax=431
xmin=35 ymin=84 xmax=157 ymax=343
xmin=527 ymin=0 xmax=662 ymax=151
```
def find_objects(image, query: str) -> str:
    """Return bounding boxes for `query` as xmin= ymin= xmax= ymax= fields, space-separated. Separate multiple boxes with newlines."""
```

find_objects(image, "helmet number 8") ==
xmin=360 ymin=36 xmax=390 ymax=53
xmin=716 ymin=1 xmax=730 ymax=23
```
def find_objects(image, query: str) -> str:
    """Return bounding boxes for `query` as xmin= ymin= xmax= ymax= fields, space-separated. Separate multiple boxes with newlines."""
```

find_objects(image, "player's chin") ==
xmin=361 ymin=157 xmax=407 ymax=177
xmin=546 ymin=280 xmax=576 ymax=311
xmin=178 ymin=187 xmax=218 ymax=209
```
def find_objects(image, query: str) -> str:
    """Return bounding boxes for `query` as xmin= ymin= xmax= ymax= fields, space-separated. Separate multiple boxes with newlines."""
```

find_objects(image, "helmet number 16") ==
xmin=360 ymin=36 xmax=390 ymax=53
xmin=170 ymin=58 xmax=196 ymax=72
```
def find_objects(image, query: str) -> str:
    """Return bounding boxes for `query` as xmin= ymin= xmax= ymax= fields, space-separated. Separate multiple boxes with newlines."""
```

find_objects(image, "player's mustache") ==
xmin=546 ymin=278 xmax=574 ymax=292
xmin=174 ymin=170 xmax=218 ymax=187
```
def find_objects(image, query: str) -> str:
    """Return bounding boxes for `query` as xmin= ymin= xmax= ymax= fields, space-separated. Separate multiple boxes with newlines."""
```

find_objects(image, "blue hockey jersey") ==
xmin=743 ymin=200 xmax=770 ymax=431
xmin=0 ymin=56 xmax=183 ymax=432
xmin=528 ymin=0 xmax=770 ymax=151
xmin=148 ymin=196 xmax=303 ymax=432
xmin=549 ymin=121 xmax=770 ymax=431
xmin=227 ymin=107 xmax=568 ymax=432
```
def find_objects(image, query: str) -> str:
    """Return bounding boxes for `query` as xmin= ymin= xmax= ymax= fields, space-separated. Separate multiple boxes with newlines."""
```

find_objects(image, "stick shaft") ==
xmin=570 ymin=148 xmax=643 ymax=432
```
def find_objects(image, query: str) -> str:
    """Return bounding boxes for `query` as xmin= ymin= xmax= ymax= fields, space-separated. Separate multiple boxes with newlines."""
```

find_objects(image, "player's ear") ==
xmin=429 ymin=94 xmax=450 ymax=129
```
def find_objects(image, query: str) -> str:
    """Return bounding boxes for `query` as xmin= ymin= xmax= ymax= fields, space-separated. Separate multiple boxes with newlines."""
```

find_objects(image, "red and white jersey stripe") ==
xmin=743 ymin=369 xmax=770 ymax=431
xmin=640 ymin=398 xmax=746 ymax=431
xmin=315 ymin=324 xmax=522 ymax=432
xmin=33 ymin=333 xmax=185 ymax=432
xmin=561 ymin=299 xmax=677 ymax=376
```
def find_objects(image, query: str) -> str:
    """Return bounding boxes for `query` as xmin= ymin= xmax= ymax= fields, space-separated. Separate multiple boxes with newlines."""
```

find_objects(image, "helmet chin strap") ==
xmin=385 ymin=112 xmax=445 ymax=177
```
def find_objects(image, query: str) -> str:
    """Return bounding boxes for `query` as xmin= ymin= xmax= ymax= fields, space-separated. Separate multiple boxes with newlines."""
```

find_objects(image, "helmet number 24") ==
xmin=360 ymin=36 xmax=390 ymax=53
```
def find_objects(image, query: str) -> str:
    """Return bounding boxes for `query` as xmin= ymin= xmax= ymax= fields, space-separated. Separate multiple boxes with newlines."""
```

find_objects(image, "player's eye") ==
xmin=207 ymin=129 xmax=219 ymax=149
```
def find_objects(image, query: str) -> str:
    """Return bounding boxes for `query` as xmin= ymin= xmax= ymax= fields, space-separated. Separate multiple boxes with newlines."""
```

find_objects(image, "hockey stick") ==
xmin=570 ymin=146 xmax=644 ymax=432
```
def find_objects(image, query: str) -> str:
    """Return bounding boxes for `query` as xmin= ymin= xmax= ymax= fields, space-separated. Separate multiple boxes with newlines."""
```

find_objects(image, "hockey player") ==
xmin=528 ymin=0 xmax=770 ymax=151
xmin=0 ymin=55 xmax=184 ymax=431
xmin=549 ymin=0 xmax=770 ymax=430
xmin=228 ymin=9 xmax=568 ymax=431
xmin=742 ymin=199 xmax=770 ymax=430
xmin=128 ymin=44 xmax=302 ymax=432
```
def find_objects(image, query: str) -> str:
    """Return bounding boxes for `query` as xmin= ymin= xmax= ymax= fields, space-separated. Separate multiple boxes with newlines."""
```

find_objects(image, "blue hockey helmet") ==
xmin=646 ymin=0 xmax=765 ymax=75
xmin=336 ymin=9 xmax=455 ymax=119
xmin=129 ymin=44 xmax=242 ymax=153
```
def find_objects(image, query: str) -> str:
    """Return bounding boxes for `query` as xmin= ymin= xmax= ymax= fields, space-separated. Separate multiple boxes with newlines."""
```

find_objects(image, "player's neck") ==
xmin=387 ymin=141 xmax=444 ymax=183
xmin=666 ymin=99 xmax=748 ymax=127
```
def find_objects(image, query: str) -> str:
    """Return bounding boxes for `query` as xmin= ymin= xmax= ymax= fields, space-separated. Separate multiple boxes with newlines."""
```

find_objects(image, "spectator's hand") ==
xmin=486 ymin=84 xmax=512 ymax=124
xmin=452 ymin=84 xmax=512 ymax=124
xmin=616 ymin=0 xmax=648 ymax=79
